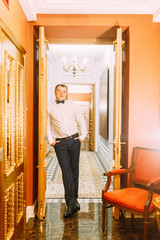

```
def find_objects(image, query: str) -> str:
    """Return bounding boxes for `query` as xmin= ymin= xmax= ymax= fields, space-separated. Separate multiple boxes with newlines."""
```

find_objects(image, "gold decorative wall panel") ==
xmin=3 ymin=51 xmax=16 ymax=176
xmin=4 ymin=183 xmax=15 ymax=240
xmin=15 ymin=63 xmax=24 ymax=167
xmin=0 ymin=23 xmax=26 ymax=240
xmin=16 ymin=173 xmax=24 ymax=224
xmin=3 ymin=51 xmax=25 ymax=171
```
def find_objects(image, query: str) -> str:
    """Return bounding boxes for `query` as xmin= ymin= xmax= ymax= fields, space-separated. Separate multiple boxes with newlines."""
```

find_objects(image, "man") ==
xmin=47 ymin=84 xmax=88 ymax=218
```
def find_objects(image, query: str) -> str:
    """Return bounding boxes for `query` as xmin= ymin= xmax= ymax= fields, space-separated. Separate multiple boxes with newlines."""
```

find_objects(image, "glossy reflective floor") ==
xmin=19 ymin=199 xmax=160 ymax=240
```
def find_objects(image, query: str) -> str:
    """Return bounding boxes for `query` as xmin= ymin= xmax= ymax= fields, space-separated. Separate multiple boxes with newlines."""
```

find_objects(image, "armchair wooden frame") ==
xmin=102 ymin=147 xmax=160 ymax=240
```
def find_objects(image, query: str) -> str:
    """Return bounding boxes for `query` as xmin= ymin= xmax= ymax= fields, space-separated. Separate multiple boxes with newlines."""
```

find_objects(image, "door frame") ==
xmin=33 ymin=25 xmax=129 ymax=217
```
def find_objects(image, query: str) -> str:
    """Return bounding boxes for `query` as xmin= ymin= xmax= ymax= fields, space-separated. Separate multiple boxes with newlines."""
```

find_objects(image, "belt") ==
xmin=56 ymin=133 xmax=78 ymax=141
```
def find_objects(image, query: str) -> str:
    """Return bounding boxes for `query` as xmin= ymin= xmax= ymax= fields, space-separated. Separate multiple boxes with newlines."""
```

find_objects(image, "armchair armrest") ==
xmin=104 ymin=166 xmax=135 ymax=177
xmin=150 ymin=177 xmax=160 ymax=186
xmin=146 ymin=177 xmax=160 ymax=188
xmin=102 ymin=167 xmax=135 ymax=194
xmin=104 ymin=169 xmax=127 ymax=176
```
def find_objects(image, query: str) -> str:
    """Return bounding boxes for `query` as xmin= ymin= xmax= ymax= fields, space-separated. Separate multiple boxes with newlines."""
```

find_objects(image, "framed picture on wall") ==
xmin=3 ymin=0 xmax=9 ymax=9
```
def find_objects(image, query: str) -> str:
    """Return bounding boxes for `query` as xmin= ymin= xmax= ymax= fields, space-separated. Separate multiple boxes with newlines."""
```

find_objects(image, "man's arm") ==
xmin=47 ymin=112 xmax=54 ymax=145
xmin=47 ymin=112 xmax=60 ymax=147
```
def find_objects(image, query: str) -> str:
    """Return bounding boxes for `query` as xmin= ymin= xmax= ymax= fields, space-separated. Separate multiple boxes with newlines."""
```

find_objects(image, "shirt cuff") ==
xmin=79 ymin=132 xmax=88 ymax=142
xmin=48 ymin=137 xmax=55 ymax=146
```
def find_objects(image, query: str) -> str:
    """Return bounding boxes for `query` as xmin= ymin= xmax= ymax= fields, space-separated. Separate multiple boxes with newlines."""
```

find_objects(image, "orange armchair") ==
xmin=102 ymin=147 xmax=160 ymax=240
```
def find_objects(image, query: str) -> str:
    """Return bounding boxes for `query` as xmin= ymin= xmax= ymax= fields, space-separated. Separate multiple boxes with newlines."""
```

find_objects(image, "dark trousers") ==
xmin=54 ymin=136 xmax=81 ymax=206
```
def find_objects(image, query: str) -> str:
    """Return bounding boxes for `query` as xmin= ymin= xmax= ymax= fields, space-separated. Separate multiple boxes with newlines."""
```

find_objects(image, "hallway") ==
xmin=46 ymin=150 xmax=108 ymax=199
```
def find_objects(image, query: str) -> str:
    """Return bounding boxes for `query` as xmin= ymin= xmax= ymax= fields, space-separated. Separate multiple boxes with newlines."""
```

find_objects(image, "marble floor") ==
xmin=19 ymin=199 xmax=160 ymax=240
xmin=19 ymin=150 xmax=160 ymax=239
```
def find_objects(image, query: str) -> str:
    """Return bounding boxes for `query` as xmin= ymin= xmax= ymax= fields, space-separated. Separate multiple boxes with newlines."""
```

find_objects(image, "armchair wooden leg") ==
xmin=102 ymin=202 xmax=106 ymax=232
xmin=144 ymin=220 xmax=148 ymax=240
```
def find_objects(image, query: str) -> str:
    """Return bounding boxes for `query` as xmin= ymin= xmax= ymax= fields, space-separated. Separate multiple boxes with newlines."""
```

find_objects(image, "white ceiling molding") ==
xmin=18 ymin=0 xmax=37 ymax=21
xmin=153 ymin=6 xmax=160 ymax=22
xmin=18 ymin=0 xmax=160 ymax=22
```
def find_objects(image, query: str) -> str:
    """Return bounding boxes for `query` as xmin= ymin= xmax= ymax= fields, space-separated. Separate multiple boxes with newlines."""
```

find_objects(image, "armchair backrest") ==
xmin=133 ymin=147 xmax=160 ymax=185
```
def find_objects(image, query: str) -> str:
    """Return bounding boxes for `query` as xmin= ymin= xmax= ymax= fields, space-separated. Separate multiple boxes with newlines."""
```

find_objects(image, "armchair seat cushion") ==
xmin=104 ymin=188 xmax=160 ymax=212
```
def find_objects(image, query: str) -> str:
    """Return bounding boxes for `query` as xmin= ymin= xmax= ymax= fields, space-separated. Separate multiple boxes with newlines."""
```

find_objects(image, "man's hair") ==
xmin=55 ymin=84 xmax=68 ymax=91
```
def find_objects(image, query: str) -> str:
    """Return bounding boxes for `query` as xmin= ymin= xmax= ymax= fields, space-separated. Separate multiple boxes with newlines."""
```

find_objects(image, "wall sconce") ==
xmin=63 ymin=57 xmax=87 ymax=77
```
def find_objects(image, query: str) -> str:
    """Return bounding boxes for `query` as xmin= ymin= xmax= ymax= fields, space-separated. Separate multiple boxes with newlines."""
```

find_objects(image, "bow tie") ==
xmin=56 ymin=100 xmax=65 ymax=104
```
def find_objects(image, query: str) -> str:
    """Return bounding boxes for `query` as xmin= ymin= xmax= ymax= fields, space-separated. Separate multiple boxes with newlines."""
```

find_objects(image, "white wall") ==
xmin=47 ymin=61 xmax=99 ymax=101
xmin=97 ymin=45 xmax=114 ymax=171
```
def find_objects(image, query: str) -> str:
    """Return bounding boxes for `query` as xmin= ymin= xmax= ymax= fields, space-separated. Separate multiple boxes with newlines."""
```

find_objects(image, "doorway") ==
xmin=45 ymin=42 xmax=114 ymax=199
xmin=47 ymin=43 xmax=114 ymax=153
xmin=34 ymin=25 xmax=129 ymax=218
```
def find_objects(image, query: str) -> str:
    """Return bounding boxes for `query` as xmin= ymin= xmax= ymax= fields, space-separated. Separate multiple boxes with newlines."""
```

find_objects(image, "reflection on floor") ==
xmin=19 ymin=199 xmax=160 ymax=240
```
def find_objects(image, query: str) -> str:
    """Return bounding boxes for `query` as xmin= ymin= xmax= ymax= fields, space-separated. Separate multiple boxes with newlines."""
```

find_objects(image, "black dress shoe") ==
xmin=75 ymin=200 xmax=80 ymax=211
xmin=63 ymin=205 xmax=77 ymax=218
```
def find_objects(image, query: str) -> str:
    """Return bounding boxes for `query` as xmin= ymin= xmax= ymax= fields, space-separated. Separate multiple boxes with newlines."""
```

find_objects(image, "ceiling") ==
xmin=18 ymin=0 xmax=160 ymax=22
xmin=48 ymin=44 xmax=111 ymax=63
xmin=45 ymin=26 xmax=126 ymax=64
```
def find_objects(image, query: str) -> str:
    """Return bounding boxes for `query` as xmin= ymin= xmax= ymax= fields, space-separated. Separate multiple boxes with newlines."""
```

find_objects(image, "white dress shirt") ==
xmin=47 ymin=100 xmax=88 ymax=145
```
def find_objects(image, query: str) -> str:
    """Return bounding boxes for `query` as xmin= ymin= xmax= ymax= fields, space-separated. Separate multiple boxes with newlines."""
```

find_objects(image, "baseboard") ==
xmin=26 ymin=198 xmax=38 ymax=222
xmin=97 ymin=140 xmax=110 ymax=170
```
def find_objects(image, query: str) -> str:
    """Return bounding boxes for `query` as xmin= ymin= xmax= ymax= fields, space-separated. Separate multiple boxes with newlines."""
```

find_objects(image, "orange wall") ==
xmin=0 ymin=0 xmax=34 ymax=206
xmin=34 ymin=14 xmax=160 ymax=165
xmin=0 ymin=0 xmax=28 ymax=46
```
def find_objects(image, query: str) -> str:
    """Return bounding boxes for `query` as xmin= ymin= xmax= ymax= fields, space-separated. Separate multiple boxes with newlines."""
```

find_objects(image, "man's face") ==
xmin=54 ymin=86 xmax=67 ymax=101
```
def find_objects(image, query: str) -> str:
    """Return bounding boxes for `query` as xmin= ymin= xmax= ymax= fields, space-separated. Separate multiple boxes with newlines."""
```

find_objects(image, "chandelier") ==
xmin=63 ymin=57 xmax=87 ymax=77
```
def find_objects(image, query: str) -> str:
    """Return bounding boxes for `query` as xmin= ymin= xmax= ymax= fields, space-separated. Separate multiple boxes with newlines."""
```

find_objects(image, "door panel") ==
xmin=0 ymin=23 xmax=26 ymax=240
xmin=37 ymin=27 xmax=48 ymax=220
xmin=89 ymin=85 xmax=95 ymax=151
xmin=121 ymin=28 xmax=129 ymax=188
xmin=112 ymin=28 xmax=125 ymax=219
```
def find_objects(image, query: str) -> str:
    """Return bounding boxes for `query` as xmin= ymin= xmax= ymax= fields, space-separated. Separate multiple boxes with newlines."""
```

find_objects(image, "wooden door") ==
xmin=0 ymin=21 xmax=26 ymax=240
xmin=89 ymin=85 xmax=95 ymax=151
xmin=121 ymin=28 xmax=129 ymax=188
xmin=112 ymin=28 xmax=125 ymax=219
xmin=37 ymin=27 xmax=48 ymax=220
